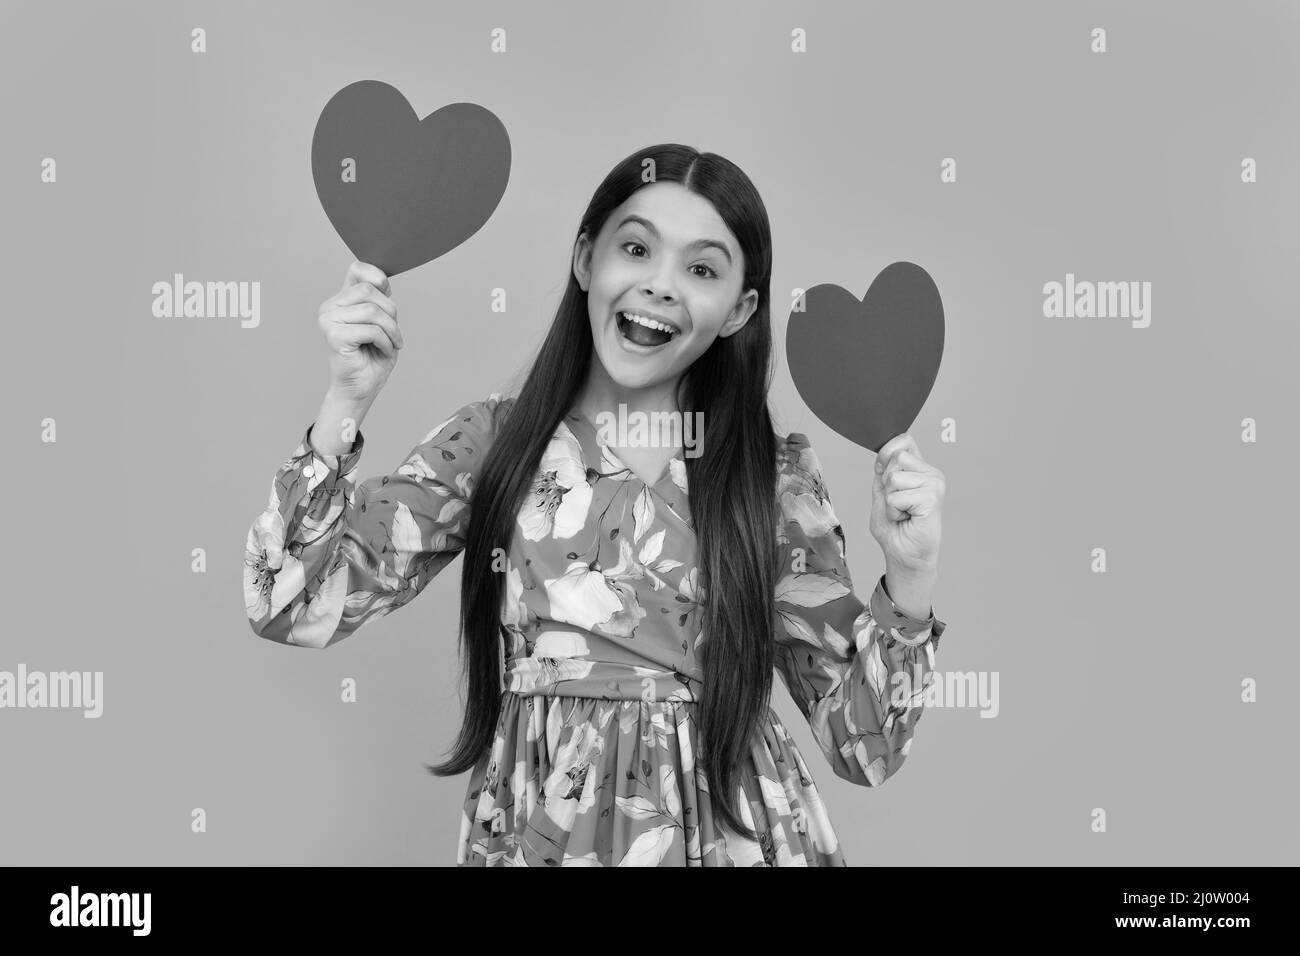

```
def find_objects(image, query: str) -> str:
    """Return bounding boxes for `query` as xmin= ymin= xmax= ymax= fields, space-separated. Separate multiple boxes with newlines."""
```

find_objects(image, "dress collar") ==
xmin=564 ymin=408 xmax=689 ymax=494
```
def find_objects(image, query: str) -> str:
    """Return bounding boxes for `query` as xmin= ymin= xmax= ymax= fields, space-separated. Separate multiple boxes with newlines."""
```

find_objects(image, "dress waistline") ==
xmin=502 ymin=655 xmax=700 ymax=703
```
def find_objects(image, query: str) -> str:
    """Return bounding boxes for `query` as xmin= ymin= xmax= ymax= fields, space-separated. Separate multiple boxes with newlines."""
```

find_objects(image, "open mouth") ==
xmin=616 ymin=310 xmax=680 ymax=348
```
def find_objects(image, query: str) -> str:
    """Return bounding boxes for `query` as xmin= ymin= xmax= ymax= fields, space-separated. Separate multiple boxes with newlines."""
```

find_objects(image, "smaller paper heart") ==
xmin=311 ymin=79 xmax=511 ymax=277
xmin=786 ymin=261 xmax=944 ymax=453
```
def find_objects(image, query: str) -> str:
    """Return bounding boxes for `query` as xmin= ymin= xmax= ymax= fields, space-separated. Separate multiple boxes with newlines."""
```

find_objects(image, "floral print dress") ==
xmin=244 ymin=394 xmax=947 ymax=866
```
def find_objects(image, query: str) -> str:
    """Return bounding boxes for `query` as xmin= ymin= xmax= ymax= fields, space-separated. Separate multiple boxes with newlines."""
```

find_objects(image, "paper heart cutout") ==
xmin=311 ymin=80 xmax=511 ymax=277
xmin=786 ymin=261 xmax=944 ymax=453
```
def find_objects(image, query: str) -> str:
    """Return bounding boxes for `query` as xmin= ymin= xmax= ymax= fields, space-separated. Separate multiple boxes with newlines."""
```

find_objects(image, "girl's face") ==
xmin=573 ymin=181 xmax=759 ymax=396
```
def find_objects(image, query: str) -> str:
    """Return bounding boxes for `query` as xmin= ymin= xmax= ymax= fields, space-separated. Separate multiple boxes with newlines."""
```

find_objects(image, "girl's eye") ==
xmin=620 ymin=241 xmax=719 ymax=279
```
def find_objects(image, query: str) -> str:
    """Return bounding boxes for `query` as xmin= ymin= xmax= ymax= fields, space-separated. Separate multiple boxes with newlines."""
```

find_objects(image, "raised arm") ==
xmin=243 ymin=394 xmax=513 ymax=648
xmin=771 ymin=432 xmax=948 ymax=787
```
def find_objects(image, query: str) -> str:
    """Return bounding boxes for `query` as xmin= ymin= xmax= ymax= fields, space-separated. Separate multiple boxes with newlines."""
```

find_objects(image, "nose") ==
xmin=642 ymin=258 xmax=680 ymax=302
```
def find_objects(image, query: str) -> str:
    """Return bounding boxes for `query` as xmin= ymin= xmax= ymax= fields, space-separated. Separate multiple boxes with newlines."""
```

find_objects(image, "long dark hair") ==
xmin=425 ymin=143 xmax=779 ymax=842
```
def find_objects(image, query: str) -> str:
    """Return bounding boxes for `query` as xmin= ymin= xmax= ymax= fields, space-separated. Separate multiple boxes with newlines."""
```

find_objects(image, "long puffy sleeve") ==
xmin=243 ymin=393 xmax=513 ymax=649
xmin=771 ymin=432 xmax=947 ymax=787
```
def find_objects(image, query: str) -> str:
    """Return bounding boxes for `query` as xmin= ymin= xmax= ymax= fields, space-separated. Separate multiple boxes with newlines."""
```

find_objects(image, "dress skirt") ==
xmin=456 ymin=691 xmax=848 ymax=867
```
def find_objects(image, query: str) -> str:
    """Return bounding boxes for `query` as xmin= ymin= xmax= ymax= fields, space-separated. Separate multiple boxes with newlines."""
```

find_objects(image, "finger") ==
xmin=891 ymin=457 xmax=943 ymax=505
xmin=333 ymin=302 xmax=404 ymax=350
xmin=335 ymin=281 xmax=399 ymax=321
xmin=879 ymin=472 xmax=925 ymax=516
xmin=890 ymin=449 xmax=931 ymax=475
xmin=885 ymin=488 xmax=938 ymax=518
xmin=882 ymin=468 xmax=929 ymax=493
xmin=876 ymin=433 xmax=920 ymax=471
xmin=878 ymin=432 xmax=918 ymax=459
xmin=338 ymin=323 xmax=396 ymax=359
xmin=342 ymin=260 xmax=391 ymax=296
xmin=878 ymin=479 xmax=909 ymax=522
xmin=880 ymin=452 xmax=929 ymax=489
xmin=343 ymin=260 xmax=391 ymax=295
xmin=330 ymin=320 xmax=389 ymax=355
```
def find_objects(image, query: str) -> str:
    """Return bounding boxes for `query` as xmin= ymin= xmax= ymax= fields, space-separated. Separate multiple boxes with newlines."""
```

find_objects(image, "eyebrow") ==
xmin=616 ymin=214 xmax=733 ymax=265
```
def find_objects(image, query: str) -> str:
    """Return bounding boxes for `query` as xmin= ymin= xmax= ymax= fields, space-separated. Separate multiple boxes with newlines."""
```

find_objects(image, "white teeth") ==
xmin=619 ymin=311 xmax=678 ymax=336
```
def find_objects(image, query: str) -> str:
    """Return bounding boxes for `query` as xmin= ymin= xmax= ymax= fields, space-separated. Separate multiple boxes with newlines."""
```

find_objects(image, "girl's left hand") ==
xmin=869 ymin=433 xmax=945 ymax=572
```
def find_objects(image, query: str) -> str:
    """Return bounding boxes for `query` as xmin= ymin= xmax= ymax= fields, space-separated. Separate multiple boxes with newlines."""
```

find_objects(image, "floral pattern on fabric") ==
xmin=245 ymin=395 xmax=947 ymax=865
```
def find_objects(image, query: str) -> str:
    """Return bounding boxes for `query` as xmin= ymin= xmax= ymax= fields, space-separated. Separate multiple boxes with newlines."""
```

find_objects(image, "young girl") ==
xmin=244 ymin=143 xmax=948 ymax=867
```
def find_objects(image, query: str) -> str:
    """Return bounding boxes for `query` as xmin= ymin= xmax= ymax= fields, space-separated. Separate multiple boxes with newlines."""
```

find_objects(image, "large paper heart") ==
xmin=786 ymin=262 xmax=944 ymax=453
xmin=311 ymin=80 xmax=511 ymax=277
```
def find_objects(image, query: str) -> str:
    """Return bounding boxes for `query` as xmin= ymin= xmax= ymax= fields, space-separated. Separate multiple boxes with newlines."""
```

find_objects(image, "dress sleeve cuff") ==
xmin=297 ymin=422 xmax=366 ymax=492
xmin=869 ymin=573 xmax=941 ymax=647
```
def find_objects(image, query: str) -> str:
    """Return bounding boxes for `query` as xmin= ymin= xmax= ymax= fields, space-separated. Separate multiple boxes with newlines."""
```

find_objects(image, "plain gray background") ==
xmin=2 ymin=0 xmax=1296 ymax=866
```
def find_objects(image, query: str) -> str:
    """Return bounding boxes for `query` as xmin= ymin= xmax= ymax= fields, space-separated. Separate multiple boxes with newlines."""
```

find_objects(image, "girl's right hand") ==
xmin=318 ymin=260 xmax=405 ymax=404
